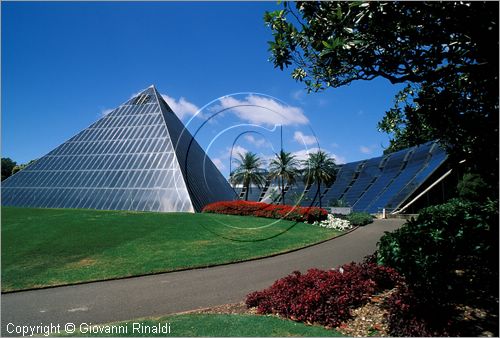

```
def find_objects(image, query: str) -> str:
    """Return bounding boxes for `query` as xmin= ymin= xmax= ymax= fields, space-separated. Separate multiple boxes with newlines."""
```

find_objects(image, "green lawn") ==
xmin=2 ymin=207 xmax=342 ymax=292
xmin=59 ymin=313 xmax=344 ymax=337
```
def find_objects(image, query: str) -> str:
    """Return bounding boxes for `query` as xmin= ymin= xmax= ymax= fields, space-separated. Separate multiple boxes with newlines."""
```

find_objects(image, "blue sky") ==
xmin=2 ymin=2 xmax=404 ymax=177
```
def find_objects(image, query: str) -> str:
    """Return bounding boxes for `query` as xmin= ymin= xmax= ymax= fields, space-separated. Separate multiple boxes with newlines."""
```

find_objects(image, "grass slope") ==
xmin=2 ymin=207 xmax=341 ymax=291
xmin=60 ymin=314 xmax=344 ymax=337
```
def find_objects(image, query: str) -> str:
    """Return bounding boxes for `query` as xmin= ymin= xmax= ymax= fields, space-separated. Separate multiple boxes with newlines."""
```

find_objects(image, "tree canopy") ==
xmin=302 ymin=150 xmax=337 ymax=208
xmin=265 ymin=1 xmax=498 ymax=186
xmin=269 ymin=150 xmax=300 ymax=204
xmin=11 ymin=160 xmax=36 ymax=176
xmin=230 ymin=152 xmax=267 ymax=201
xmin=1 ymin=158 xmax=17 ymax=181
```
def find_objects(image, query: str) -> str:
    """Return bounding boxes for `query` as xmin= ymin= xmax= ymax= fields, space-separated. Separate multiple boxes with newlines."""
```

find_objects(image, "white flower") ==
xmin=310 ymin=214 xmax=352 ymax=231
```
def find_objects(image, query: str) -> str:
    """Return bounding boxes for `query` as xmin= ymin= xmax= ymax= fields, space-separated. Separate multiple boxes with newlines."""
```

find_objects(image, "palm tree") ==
xmin=268 ymin=150 xmax=300 ymax=205
xmin=230 ymin=152 xmax=266 ymax=201
xmin=302 ymin=150 xmax=337 ymax=208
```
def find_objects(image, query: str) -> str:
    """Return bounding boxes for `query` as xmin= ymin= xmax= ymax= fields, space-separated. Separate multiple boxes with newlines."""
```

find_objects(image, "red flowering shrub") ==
xmin=202 ymin=200 xmax=328 ymax=223
xmin=245 ymin=261 xmax=401 ymax=327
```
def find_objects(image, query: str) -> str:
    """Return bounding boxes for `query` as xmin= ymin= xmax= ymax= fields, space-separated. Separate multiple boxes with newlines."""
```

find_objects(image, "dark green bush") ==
xmin=346 ymin=212 xmax=373 ymax=226
xmin=383 ymin=284 xmax=456 ymax=336
xmin=457 ymin=172 xmax=489 ymax=201
xmin=377 ymin=198 xmax=498 ymax=306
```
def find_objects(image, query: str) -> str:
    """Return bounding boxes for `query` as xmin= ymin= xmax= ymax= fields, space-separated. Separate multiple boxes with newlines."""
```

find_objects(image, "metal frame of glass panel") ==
xmin=362 ymin=144 xmax=429 ymax=212
xmin=354 ymin=147 xmax=413 ymax=212
xmin=340 ymin=157 xmax=382 ymax=206
xmin=384 ymin=143 xmax=447 ymax=211
xmin=2 ymin=86 xmax=236 ymax=212
xmin=320 ymin=161 xmax=360 ymax=205
xmin=227 ymin=141 xmax=447 ymax=213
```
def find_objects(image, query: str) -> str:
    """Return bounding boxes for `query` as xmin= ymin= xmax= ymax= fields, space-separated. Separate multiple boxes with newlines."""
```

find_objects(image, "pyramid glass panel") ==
xmin=2 ymin=86 xmax=236 ymax=212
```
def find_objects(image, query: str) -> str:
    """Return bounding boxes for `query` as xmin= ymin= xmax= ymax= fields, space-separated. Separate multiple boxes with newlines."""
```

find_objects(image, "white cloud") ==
xmin=293 ymin=131 xmax=318 ymax=146
xmin=161 ymin=94 xmax=199 ymax=120
xmin=291 ymin=89 xmax=305 ymax=102
xmin=212 ymin=158 xmax=225 ymax=171
xmin=244 ymin=134 xmax=268 ymax=148
xmin=359 ymin=145 xmax=377 ymax=154
xmin=215 ymin=144 xmax=274 ymax=171
xmin=129 ymin=91 xmax=141 ymax=99
xmin=213 ymin=95 xmax=308 ymax=126
xmin=215 ymin=145 xmax=249 ymax=163
xmin=127 ymin=90 xmax=200 ymax=120
xmin=334 ymin=154 xmax=347 ymax=165
xmin=331 ymin=142 xmax=340 ymax=148
xmin=291 ymin=147 xmax=346 ymax=165
xmin=100 ymin=108 xmax=114 ymax=117
xmin=224 ymin=145 xmax=249 ymax=160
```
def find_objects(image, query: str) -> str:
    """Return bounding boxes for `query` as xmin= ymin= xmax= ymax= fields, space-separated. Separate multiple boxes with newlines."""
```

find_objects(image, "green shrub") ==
xmin=377 ymin=198 xmax=498 ymax=305
xmin=346 ymin=212 xmax=373 ymax=226
xmin=457 ymin=172 xmax=489 ymax=201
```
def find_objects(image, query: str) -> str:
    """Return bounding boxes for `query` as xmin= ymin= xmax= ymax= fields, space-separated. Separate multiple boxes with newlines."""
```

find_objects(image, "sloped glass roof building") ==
xmin=2 ymin=86 xmax=236 ymax=212
xmin=235 ymin=141 xmax=449 ymax=214
xmin=3 ymin=85 xmax=450 ymax=215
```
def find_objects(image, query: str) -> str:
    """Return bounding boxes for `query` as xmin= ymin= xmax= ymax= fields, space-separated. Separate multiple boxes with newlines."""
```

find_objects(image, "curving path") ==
xmin=1 ymin=219 xmax=404 ymax=335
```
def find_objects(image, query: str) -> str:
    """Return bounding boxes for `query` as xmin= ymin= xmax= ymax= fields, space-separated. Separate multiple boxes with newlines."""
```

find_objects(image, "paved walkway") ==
xmin=1 ymin=219 xmax=404 ymax=335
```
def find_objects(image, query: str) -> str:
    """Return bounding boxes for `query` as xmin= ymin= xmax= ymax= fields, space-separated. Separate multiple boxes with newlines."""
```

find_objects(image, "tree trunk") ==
xmin=281 ymin=176 xmax=285 ymax=205
xmin=245 ymin=178 xmax=249 ymax=201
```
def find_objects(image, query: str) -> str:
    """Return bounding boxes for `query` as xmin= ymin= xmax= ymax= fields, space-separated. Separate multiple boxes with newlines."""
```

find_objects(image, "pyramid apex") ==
xmin=2 ymin=86 xmax=236 ymax=212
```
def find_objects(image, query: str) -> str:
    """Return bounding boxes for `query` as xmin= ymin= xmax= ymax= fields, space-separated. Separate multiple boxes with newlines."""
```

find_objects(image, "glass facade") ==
xmin=383 ymin=143 xmax=447 ymax=211
xmin=352 ymin=148 xmax=409 ymax=212
xmin=321 ymin=161 xmax=361 ymax=203
xmin=232 ymin=141 xmax=448 ymax=213
xmin=2 ymin=86 xmax=236 ymax=212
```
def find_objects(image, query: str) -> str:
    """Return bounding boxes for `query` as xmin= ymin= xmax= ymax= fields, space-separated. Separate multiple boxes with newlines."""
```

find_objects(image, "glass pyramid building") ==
xmin=2 ymin=86 xmax=236 ymax=212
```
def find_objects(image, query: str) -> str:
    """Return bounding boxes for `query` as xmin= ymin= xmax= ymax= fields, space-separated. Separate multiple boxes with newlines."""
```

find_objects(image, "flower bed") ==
xmin=245 ymin=260 xmax=401 ymax=328
xmin=312 ymin=214 xmax=352 ymax=231
xmin=202 ymin=200 xmax=328 ymax=223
